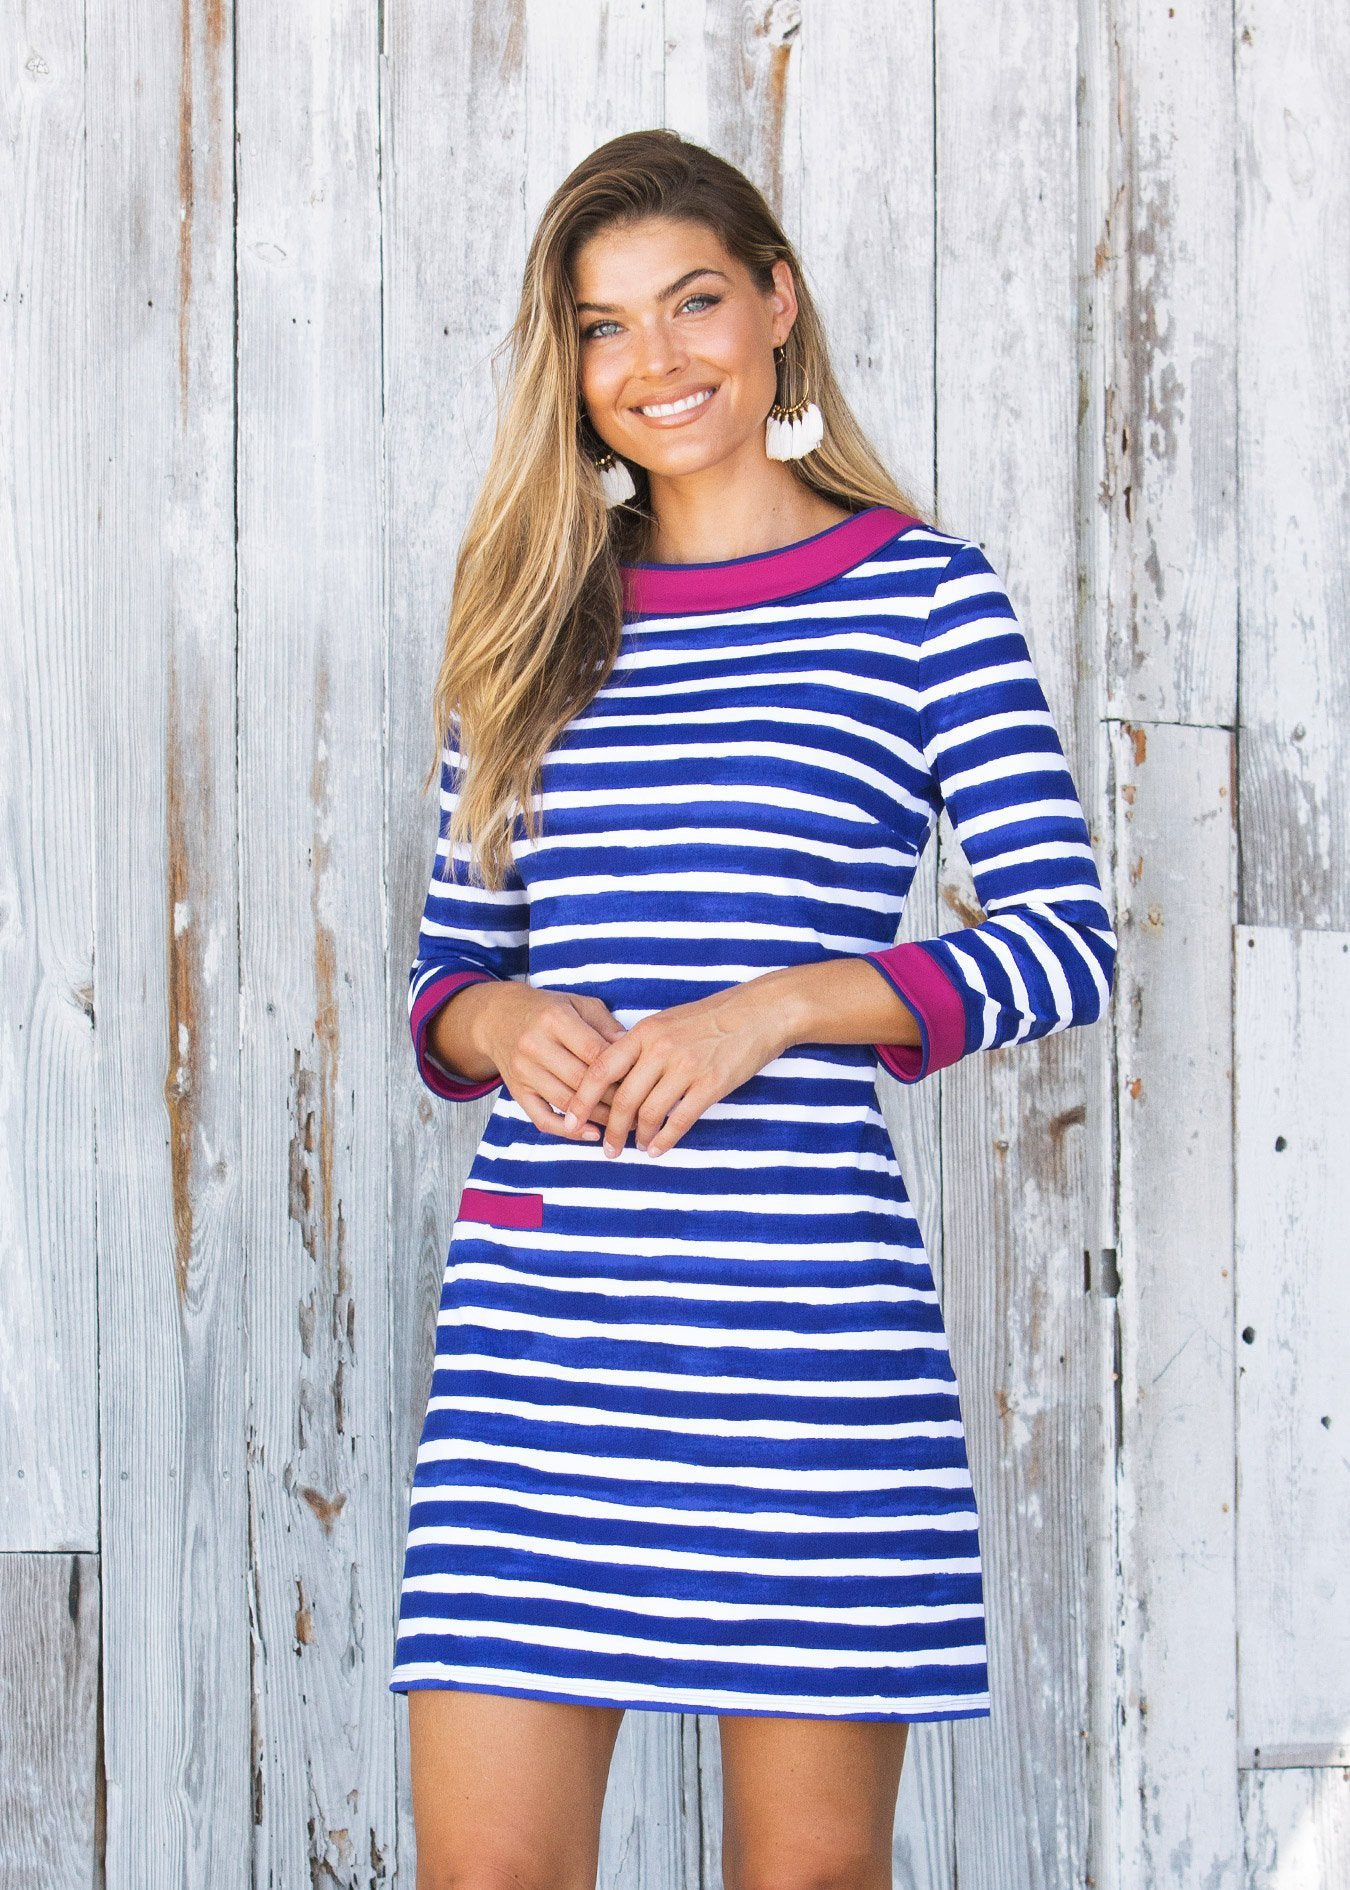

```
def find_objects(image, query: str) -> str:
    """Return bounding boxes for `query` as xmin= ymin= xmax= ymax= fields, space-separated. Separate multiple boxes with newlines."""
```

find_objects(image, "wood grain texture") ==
xmin=1236 ymin=2 xmax=1350 ymax=930
xmin=382 ymin=0 xmax=535 ymax=1875
xmin=86 ymin=2 xmax=251 ymax=1883
xmin=1234 ymin=926 xmax=1350 ymax=1758
xmin=1100 ymin=0 xmax=1238 ymax=725
xmin=0 ymin=1554 xmax=100 ymax=1889
xmin=1113 ymin=721 xmax=1241 ymax=1888
xmin=0 ymin=0 xmax=99 ymax=1554
xmin=235 ymin=2 xmax=397 ymax=1883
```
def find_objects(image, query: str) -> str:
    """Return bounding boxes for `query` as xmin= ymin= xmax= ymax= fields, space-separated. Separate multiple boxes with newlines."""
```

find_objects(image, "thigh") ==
xmin=407 ymin=1686 xmax=626 ymax=1890
xmin=717 ymin=1713 xmax=910 ymax=1890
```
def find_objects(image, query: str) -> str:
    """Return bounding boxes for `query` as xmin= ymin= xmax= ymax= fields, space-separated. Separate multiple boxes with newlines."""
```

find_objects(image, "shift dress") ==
xmin=389 ymin=504 xmax=1116 ymax=1722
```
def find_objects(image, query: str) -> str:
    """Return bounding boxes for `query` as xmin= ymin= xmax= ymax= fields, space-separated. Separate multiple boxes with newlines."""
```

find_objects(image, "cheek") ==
xmin=582 ymin=369 xmax=629 ymax=433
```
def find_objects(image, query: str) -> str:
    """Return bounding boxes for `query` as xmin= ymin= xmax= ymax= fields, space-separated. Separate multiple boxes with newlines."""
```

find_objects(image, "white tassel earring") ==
xmin=580 ymin=415 xmax=638 ymax=508
xmin=765 ymin=343 xmax=824 ymax=461
xmin=595 ymin=448 xmax=637 ymax=507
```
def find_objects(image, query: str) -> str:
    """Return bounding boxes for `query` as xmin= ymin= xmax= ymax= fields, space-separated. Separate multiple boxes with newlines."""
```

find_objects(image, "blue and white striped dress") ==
xmin=389 ymin=505 xmax=1115 ymax=1721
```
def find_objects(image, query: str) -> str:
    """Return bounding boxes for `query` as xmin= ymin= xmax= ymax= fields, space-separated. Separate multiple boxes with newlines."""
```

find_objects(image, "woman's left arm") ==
xmin=845 ymin=536 xmax=1119 ymax=1084
xmin=562 ymin=540 xmax=1117 ymax=1155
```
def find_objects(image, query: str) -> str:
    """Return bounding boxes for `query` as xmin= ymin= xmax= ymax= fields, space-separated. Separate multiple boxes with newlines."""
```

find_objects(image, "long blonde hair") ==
xmin=430 ymin=127 xmax=936 ymax=890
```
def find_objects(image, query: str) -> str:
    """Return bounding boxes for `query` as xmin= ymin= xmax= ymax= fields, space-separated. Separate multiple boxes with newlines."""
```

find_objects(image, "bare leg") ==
xmin=407 ymin=1687 xmax=626 ymax=1890
xmin=718 ymin=1713 xmax=910 ymax=1890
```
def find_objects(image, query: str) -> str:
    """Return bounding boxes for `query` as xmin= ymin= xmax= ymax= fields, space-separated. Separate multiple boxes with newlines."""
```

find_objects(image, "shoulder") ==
xmin=853 ymin=519 xmax=1002 ymax=606
xmin=847 ymin=521 xmax=1007 ymax=656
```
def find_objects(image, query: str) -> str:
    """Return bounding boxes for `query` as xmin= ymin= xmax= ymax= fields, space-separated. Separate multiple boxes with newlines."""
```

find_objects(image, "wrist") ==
xmin=746 ymin=964 xmax=819 ymax=1057
xmin=429 ymin=977 xmax=504 ymax=1082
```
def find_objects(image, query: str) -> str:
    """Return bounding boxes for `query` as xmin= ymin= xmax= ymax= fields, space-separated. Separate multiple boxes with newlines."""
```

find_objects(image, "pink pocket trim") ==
xmin=458 ymin=1185 xmax=544 ymax=1230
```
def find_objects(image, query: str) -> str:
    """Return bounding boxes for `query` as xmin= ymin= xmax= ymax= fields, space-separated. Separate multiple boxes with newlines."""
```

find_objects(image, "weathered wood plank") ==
xmin=935 ymin=3 xmax=1115 ymax=1885
xmin=1113 ymin=721 xmax=1240 ymax=1887
xmin=87 ymin=1 xmax=251 ymax=1882
xmin=382 ymin=0 xmax=536 ymax=1876
xmin=1099 ymin=0 xmax=1238 ymax=725
xmin=1236 ymin=2 xmax=1350 ymax=929
xmin=0 ymin=0 xmax=98 ymax=1553
xmin=236 ymin=2 xmax=395 ymax=1882
xmin=0 ymin=1554 xmax=100 ymax=1889
xmin=1234 ymin=926 xmax=1350 ymax=1758
xmin=1240 ymin=1765 xmax=1350 ymax=1890
xmin=1075 ymin=21 xmax=1129 ymax=1876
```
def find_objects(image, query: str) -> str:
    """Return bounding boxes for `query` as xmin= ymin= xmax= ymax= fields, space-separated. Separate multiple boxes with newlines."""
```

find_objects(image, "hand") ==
xmin=446 ymin=982 xmax=629 ymax=1141
xmin=558 ymin=982 xmax=792 ymax=1159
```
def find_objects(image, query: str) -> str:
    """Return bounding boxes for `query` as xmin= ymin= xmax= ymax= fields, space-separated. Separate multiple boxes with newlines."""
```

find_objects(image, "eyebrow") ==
xmin=574 ymin=267 xmax=730 ymax=316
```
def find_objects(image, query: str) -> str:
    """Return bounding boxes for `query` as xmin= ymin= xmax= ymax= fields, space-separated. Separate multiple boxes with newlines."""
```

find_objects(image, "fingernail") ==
xmin=563 ymin=1111 xmax=577 ymax=1130
xmin=583 ymin=1125 xmax=600 ymax=1140
xmin=635 ymin=1138 xmax=647 ymax=1152
xmin=604 ymin=1141 xmax=618 ymax=1158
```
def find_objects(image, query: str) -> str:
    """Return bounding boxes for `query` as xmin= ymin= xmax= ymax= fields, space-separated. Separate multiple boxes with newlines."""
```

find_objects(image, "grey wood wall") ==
xmin=2 ymin=3 xmax=1346 ymax=1886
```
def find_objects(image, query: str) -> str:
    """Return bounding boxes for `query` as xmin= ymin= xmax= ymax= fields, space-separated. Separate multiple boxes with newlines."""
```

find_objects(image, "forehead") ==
xmin=570 ymin=215 xmax=741 ymax=307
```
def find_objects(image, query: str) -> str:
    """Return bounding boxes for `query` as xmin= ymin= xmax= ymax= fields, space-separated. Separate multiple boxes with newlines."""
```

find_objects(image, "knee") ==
xmin=417 ymin=1865 xmax=580 ymax=1890
xmin=724 ymin=1846 xmax=890 ymax=1890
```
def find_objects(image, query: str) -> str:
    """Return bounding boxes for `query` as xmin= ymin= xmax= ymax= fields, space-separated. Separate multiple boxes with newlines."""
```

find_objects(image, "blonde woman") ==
xmin=391 ymin=129 xmax=1115 ymax=1890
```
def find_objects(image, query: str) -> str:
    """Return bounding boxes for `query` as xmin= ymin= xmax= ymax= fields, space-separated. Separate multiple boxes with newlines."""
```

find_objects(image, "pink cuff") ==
xmin=864 ymin=943 xmax=968 ymax=1084
xmin=410 ymin=968 xmax=502 ymax=1100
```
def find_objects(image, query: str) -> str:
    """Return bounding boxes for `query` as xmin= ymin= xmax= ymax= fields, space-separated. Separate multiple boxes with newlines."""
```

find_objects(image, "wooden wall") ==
xmin=2 ymin=3 xmax=1345 ymax=1885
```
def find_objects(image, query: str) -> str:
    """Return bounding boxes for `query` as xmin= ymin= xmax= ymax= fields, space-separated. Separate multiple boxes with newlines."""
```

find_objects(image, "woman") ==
xmin=391 ymin=129 xmax=1115 ymax=1890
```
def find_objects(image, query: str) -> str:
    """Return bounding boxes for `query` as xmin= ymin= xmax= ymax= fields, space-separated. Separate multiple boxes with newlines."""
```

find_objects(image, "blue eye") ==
xmin=581 ymin=291 xmax=721 ymax=341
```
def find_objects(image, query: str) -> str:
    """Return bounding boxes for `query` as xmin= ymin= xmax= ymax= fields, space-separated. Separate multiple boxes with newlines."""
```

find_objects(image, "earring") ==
xmin=579 ymin=415 xmax=637 ymax=508
xmin=593 ymin=445 xmax=637 ymax=507
xmin=765 ymin=343 xmax=824 ymax=461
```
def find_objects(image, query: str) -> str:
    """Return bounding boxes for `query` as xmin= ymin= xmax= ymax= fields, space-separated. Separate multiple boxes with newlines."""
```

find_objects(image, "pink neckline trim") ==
xmin=619 ymin=505 xmax=924 ymax=617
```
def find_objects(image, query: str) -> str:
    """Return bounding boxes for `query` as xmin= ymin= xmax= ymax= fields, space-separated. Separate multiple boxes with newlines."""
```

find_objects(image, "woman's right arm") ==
xmin=408 ymin=727 xmax=625 ymax=1130
xmin=407 ymin=729 xmax=532 ymax=1100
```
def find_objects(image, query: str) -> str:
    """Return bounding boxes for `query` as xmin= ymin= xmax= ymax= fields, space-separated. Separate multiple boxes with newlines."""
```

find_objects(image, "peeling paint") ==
xmin=299 ymin=1486 xmax=347 ymax=1535
xmin=164 ymin=657 xmax=209 ymax=1301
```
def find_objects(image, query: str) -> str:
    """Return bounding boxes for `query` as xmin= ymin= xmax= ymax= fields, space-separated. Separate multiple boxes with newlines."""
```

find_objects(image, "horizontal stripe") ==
xmin=424 ymin=1392 xmax=965 ymax=1442
xmin=412 ymin=1436 xmax=974 ymax=1492
xmin=402 ymin=1572 xmax=984 ymax=1625
xmin=405 ymin=1482 xmax=981 ymax=1535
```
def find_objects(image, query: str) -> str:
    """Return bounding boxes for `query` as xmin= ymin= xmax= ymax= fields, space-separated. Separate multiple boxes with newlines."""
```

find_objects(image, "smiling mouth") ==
xmin=632 ymin=385 xmax=718 ymax=421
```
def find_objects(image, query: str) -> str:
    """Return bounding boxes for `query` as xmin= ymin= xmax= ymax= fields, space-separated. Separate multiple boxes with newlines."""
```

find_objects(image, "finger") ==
xmin=633 ymin=1070 xmax=697 ymax=1153
xmin=598 ymin=1060 xmax=664 ymax=1158
xmin=641 ymin=1086 xmax=712 ymax=1158
xmin=514 ymin=1018 xmax=623 ymax=1131
xmin=524 ymin=1056 xmax=621 ymax=1122
xmin=562 ymin=1035 xmax=642 ymax=1133
xmin=517 ymin=1091 xmax=601 ymax=1142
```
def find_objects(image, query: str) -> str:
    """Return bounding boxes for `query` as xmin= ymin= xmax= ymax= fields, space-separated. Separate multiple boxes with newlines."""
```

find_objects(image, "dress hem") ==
xmin=388 ymin=1670 xmax=992 ymax=1724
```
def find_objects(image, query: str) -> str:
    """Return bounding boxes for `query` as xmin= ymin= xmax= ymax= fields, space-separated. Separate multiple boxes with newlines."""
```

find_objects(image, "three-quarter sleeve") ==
xmin=866 ymin=540 xmax=1116 ymax=1083
xmin=408 ymin=727 xmax=531 ymax=1100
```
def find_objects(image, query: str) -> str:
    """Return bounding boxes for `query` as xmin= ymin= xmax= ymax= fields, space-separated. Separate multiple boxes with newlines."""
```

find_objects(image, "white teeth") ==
xmin=638 ymin=387 xmax=714 ymax=417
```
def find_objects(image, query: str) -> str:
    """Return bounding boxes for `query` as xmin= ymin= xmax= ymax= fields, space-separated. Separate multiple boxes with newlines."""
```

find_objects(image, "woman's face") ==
xmin=571 ymin=215 xmax=796 ymax=487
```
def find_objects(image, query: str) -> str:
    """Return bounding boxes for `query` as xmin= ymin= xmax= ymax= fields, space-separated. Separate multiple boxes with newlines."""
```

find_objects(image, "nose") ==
xmin=634 ymin=316 xmax=688 ymax=380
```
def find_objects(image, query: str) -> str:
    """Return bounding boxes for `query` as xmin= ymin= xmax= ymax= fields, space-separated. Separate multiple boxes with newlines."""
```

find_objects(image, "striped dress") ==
xmin=389 ymin=505 xmax=1116 ymax=1721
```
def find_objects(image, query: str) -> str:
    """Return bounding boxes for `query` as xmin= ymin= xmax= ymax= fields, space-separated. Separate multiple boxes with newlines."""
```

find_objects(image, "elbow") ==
xmin=1070 ymin=914 xmax=1117 ymax=1032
